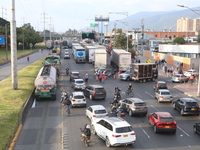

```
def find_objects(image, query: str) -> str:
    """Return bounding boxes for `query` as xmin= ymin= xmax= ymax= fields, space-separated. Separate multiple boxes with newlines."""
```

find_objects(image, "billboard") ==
xmin=95 ymin=15 xmax=109 ymax=21
xmin=90 ymin=23 xmax=98 ymax=27
xmin=0 ymin=37 xmax=5 ymax=44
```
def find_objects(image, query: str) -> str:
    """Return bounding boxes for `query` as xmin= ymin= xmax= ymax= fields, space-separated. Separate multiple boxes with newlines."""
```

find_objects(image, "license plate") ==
xmin=165 ymin=100 xmax=169 ymax=101
xmin=87 ymin=140 xmax=91 ymax=142
xmin=41 ymin=90 xmax=49 ymax=92
xmin=140 ymin=107 xmax=144 ymax=109
xmin=99 ymin=92 xmax=102 ymax=94
xmin=123 ymin=135 xmax=128 ymax=137
xmin=165 ymin=126 xmax=170 ymax=128
xmin=120 ymin=78 xmax=122 ymax=79
xmin=78 ymin=101 xmax=81 ymax=102
xmin=191 ymin=108 xmax=196 ymax=110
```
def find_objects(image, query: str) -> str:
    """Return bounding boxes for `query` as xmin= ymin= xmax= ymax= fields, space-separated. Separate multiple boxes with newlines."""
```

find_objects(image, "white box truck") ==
xmin=94 ymin=49 xmax=107 ymax=72
xmin=85 ymin=46 xmax=98 ymax=63
xmin=111 ymin=49 xmax=131 ymax=72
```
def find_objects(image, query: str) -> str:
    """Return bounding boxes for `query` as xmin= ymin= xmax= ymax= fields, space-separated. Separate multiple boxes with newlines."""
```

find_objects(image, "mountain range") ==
xmin=101 ymin=6 xmax=200 ymax=32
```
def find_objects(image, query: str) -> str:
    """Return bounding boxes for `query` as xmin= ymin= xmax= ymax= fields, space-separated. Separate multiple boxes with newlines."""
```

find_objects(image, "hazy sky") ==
xmin=1 ymin=0 xmax=200 ymax=33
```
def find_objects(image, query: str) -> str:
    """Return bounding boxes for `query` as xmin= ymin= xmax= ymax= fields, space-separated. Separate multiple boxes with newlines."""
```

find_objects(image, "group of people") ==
xmin=95 ymin=70 xmax=106 ymax=83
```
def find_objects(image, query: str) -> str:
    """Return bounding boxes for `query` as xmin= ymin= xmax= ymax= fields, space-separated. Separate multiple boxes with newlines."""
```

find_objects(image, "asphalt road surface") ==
xmin=14 ymin=48 xmax=200 ymax=150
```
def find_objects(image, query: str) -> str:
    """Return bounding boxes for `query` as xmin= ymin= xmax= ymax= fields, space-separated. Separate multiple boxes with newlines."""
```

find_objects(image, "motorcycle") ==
xmin=66 ymin=69 xmax=69 ymax=76
xmin=80 ymin=128 xmax=91 ymax=147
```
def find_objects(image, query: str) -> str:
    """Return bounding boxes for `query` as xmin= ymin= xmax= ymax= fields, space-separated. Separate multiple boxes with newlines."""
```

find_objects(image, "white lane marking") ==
xmin=151 ymin=105 xmax=159 ymax=112
xmin=177 ymin=126 xmax=190 ymax=137
xmin=136 ymin=93 xmax=142 ymax=98
xmin=145 ymin=91 xmax=154 ymax=98
xmin=138 ymin=125 xmax=150 ymax=138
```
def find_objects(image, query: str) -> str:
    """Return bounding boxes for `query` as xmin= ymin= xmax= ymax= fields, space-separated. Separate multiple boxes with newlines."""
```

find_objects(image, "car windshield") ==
xmin=186 ymin=102 xmax=198 ymax=107
xmin=72 ymin=73 xmax=79 ymax=76
xmin=174 ymin=75 xmax=180 ymax=77
xmin=95 ymin=88 xmax=105 ymax=93
xmin=76 ymin=81 xmax=84 ymax=83
xmin=125 ymin=71 xmax=130 ymax=74
xmin=116 ymin=126 xmax=133 ymax=133
xmin=74 ymin=95 xmax=84 ymax=99
xmin=134 ymin=103 xmax=146 ymax=106
xmin=94 ymin=109 xmax=106 ymax=114
xmin=161 ymin=91 xmax=171 ymax=95
xmin=158 ymin=84 xmax=167 ymax=88
xmin=160 ymin=117 xmax=173 ymax=122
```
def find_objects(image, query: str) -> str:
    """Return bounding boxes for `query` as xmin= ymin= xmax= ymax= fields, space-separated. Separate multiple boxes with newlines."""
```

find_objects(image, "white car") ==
xmin=91 ymin=117 xmax=136 ymax=147
xmin=171 ymin=74 xmax=189 ymax=83
xmin=64 ymin=49 xmax=69 ymax=52
xmin=86 ymin=105 xmax=108 ymax=121
xmin=184 ymin=70 xmax=198 ymax=77
xmin=64 ymin=53 xmax=70 ymax=59
xmin=71 ymin=79 xmax=85 ymax=90
xmin=69 ymin=92 xmax=86 ymax=107
xmin=155 ymin=89 xmax=173 ymax=103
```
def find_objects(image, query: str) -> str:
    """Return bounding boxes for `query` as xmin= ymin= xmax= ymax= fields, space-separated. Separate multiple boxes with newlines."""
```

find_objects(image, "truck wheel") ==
xmin=143 ymin=79 xmax=146 ymax=82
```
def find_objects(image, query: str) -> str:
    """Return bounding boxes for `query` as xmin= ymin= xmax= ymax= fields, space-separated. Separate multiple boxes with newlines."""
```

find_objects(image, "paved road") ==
xmin=14 ymin=49 xmax=200 ymax=150
xmin=0 ymin=50 xmax=49 ymax=81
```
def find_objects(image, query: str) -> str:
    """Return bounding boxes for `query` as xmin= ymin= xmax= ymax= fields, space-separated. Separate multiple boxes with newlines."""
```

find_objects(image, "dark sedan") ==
xmin=193 ymin=122 xmax=200 ymax=134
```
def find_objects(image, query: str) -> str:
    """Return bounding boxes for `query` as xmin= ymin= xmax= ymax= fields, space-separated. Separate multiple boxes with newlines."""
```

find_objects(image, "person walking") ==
xmin=189 ymin=74 xmax=195 ymax=85
xmin=27 ymin=56 xmax=30 ymax=61
xmin=101 ymin=73 xmax=106 ymax=84
xmin=84 ymin=73 xmax=89 ymax=83
xmin=99 ymin=72 xmax=103 ymax=83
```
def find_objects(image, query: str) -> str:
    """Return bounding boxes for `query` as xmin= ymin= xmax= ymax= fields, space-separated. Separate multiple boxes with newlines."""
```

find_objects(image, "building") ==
xmin=177 ymin=17 xmax=200 ymax=32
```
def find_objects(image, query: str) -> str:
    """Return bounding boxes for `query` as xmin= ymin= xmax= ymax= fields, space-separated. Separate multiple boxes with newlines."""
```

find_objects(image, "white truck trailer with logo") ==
xmin=94 ymin=49 xmax=107 ymax=72
xmin=85 ymin=46 xmax=98 ymax=63
xmin=111 ymin=49 xmax=131 ymax=72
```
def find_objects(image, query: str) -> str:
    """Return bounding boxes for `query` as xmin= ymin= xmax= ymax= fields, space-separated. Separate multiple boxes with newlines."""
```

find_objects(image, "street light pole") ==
xmin=109 ymin=12 xmax=129 ymax=51
xmin=5 ymin=23 xmax=9 ymax=61
xmin=177 ymin=4 xmax=200 ymax=96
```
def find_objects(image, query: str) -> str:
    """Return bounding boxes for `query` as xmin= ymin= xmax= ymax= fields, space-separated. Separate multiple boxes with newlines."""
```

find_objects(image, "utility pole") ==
xmin=10 ymin=0 xmax=18 ymax=90
xmin=49 ymin=17 xmax=53 ymax=40
xmin=41 ymin=12 xmax=48 ymax=42
xmin=1 ymin=6 xmax=7 ymax=19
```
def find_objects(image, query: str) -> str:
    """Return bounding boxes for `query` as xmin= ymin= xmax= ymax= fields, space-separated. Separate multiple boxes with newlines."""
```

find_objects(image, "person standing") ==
xmin=101 ymin=73 xmax=106 ymax=84
xmin=99 ymin=72 xmax=102 ymax=83
xmin=27 ymin=56 xmax=30 ymax=61
xmin=189 ymin=74 xmax=195 ymax=85
xmin=84 ymin=73 xmax=89 ymax=83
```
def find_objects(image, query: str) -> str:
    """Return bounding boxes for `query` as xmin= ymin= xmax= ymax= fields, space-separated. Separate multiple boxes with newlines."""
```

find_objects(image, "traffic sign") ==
xmin=0 ymin=37 xmax=5 ymax=44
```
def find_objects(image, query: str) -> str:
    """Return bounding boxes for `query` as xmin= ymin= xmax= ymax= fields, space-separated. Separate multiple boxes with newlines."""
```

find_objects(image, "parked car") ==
xmin=171 ymin=74 xmax=189 ymax=83
xmin=71 ymin=79 xmax=85 ymax=90
xmin=154 ymin=81 xmax=168 ymax=91
xmin=148 ymin=112 xmax=177 ymax=133
xmin=64 ymin=53 xmax=70 ymax=59
xmin=83 ymin=85 xmax=106 ymax=100
xmin=118 ymin=98 xmax=148 ymax=116
xmin=172 ymin=98 xmax=200 ymax=116
xmin=193 ymin=121 xmax=200 ymax=134
xmin=69 ymin=91 xmax=87 ymax=107
xmin=86 ymin=105 xmax=108 ymax=121
xmin=70 ymin=72 xmax=81 ymax=81
xmin=64 ymin=49 xmax=69 ymax=52
xmin=91 ymin=117 xmax=136 ymax=147
xmin=155 ymin=89 xmax=173 ymax=103
xmin=184 ymin=70 xmax=198 ymax=77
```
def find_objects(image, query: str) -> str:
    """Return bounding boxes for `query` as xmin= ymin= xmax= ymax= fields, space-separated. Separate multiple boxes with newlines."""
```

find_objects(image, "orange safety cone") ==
xmin=96 ymin=75 xmax=98 ymax=81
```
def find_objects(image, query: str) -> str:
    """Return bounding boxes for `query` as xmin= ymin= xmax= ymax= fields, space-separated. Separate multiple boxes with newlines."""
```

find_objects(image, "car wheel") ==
xmin=129 ymin=110 xmax=133 ymax=117
xmin=106 ymin=137 xmax=111 ymax=147
xmin=180 ymin=109 xmax=184 ymax=116
xmin=172 ymin=81 xmax=174 ymax=83
xmin=126 ymin=77 xmax=130 ymax=81
xmin=143 ymin=79 xmax=146 ymax=82
xmin=193 ymin=126 xmax=197 ymax=133
xmin=173 ymin=103 xmax=176 ymax=110
xmin=154 ymin=124 xmax=158 ymax=133
xmin=91 ymin=125 xmax=96 ymax=135
xmin=172 ymin=130 xmax=176 ymax=134
xmin=89 ymin=94 xmax=93 ymax=100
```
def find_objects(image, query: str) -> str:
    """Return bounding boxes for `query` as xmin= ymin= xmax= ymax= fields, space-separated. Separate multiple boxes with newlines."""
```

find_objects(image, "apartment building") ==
xmin=177 ymin=17 xmax=200 ymax=32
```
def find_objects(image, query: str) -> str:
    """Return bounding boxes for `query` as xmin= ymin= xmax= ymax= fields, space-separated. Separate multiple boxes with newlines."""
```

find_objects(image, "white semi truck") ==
xmin=111 ymin=49 xmax=132 ymax=72
xmin=94 ymin=49 xmax=107 ymax=72
xmin=85 ymin=46 xmax=98 ymax=63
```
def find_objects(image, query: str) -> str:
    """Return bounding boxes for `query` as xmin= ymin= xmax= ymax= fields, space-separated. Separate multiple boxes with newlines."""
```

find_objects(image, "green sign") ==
xmin=90 ymin=23 xmax=96 ymax=27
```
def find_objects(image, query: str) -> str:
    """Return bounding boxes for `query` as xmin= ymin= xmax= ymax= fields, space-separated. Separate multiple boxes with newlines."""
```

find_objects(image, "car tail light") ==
xmin=178 ymin=78 xmax=180 ymax=80
xmin=83 ymin=99 xmax=86 ymax=101
xmin=130 ymin=132 xmax=136 ymax=135
xmin=74 ymin=84 xmax=76 ymax=86
xmin=132 ymin=106 xmax=136 ymax=109
xmin=170 ymin=96 xmax=173 ymax=98
xmin=160 ymin=96 xmax=163 ymax=98
xmin=93 ymin=89 xmax=96 ymax=95
xmin=92 ymin=115 xmax=96 ymax=117
xmin=184 ymin=106 xmax=188 ymax=108
xmin=72 ymin=99 xmax=75 ymax=101
xmin=112 ymin=134 xmax=121 ymax=137
xmin=106 ymin=114 xmax=109 ymax=116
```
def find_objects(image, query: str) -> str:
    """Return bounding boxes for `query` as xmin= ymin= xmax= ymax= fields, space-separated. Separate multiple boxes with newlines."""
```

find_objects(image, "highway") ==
xmin=14 ymin=48 xmax=200 ymax=150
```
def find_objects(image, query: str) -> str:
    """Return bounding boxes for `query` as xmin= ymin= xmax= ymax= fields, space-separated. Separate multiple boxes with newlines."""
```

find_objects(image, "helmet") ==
xmin=86 ymin=125 xmax=90 ymax=129
xmin=129 ymin=83 xmax=132 ymax=86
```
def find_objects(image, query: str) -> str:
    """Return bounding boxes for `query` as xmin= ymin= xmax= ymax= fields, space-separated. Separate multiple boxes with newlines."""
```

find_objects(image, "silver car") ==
xmin=71 ymin=79 xmax=85 ymax=90
xmin=155 ymin=89 xmax=173 ymax=103
xmin=171 ymin=74 xmax=189 ymax=83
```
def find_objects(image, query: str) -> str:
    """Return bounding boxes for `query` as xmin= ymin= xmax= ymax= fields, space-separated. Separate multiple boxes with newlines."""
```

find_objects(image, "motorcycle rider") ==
xmin=114 ymin=87 xmax=121 ymax=98
xmin=60 ymin=91 xmax=68 ymax=104
xmin=81 ymin=124 xmax=91 ymax=141
xmin=116 ymin=108 xmax=125 ymax=118
xmin=128 ymin=83 xmax=132 ymax=92
xmin=66 ymin=67 xmax=69 ymax=76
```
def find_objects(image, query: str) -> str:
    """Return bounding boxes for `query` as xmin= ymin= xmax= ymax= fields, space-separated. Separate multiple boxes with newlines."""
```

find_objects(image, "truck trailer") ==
xmin=94 ymin=49 xmax=107 ymax=72
xmin=111 ymin=49 xmax=131 ymax=72
xmin=85 ymin=46 xmax=98 ymax=63
xmin=73 ymin=46 xmax=86 ymax=63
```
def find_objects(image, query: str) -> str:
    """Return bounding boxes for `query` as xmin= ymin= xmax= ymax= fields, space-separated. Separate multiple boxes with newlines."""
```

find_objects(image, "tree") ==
xmin=197 ymin=31 xmax=200 ymax=43
xmin=173 ymin=37 xmax=186 ymax=44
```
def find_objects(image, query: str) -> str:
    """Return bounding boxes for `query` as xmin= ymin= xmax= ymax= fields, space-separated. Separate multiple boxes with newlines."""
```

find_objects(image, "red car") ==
xmin=148 ymin=112 xmax=176 ymax=133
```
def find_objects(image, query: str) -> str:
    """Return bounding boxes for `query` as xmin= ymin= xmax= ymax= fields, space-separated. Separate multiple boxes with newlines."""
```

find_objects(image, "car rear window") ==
xmin=94 ymin=109 xmax=106 ymax=114
xmin=186 ymin=102 xmax=198 ymax=107
xmin=116 ymin=126 xmax=133 ymax=133
xmin=74 ymin=95 xmax=84 ymax=99
xmin=134 ymin=103 xmax=146 ymax=106
xmin=161 ymin=91 xmax=171 ymax=95
xmin=95 ymin=88 xmax=105 ymax=93
xmin=158 ymin=84 xmax=167 ymax=89
xmin=174 ymin=75 xmax=180 ymax=77
xmin=76 ymin=81 xmax=84 ymax=83
xmin=160 ymin=117 xmax=173 ymax=122
xmin=72 ymin=73 xmax=79 ymax=76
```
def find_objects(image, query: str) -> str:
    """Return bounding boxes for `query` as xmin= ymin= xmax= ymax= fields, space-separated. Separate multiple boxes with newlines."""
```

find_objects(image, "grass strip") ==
xmin=0 ymin=57 xmax=45 ymax=150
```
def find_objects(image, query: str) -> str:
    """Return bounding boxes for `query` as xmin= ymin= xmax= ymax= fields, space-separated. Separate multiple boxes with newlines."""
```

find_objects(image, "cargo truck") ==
xmin=94 ymin=49 xmax=107 ymax=72
xmin=34 ymin=65 xmax=57 ymax=100
xmin=85 ymin=46 xmax=98 ymax=63
xmin=111 ymin=49 xmax=131 ymax=72
xmin=73 ymin=46 xmax=86 ymax=63
xmin=120 ymin=63 xmax=158 ymax=82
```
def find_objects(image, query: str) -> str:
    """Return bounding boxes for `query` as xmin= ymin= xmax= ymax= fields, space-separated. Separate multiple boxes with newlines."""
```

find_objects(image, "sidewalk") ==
xmin=138 ymin=55 xmax=200 ymax=101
